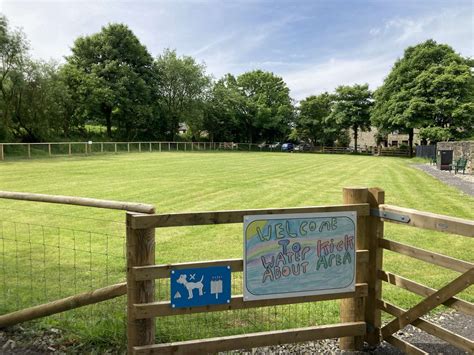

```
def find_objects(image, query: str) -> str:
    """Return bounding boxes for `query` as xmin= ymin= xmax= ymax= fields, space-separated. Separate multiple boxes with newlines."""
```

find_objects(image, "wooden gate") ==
xmin=373 ymin=204 xmax=473 ymax=354
xmin=125 ymin=187 xmax=375 ymax=354
xmin=125 ymin=187 xmax=473 ymax=354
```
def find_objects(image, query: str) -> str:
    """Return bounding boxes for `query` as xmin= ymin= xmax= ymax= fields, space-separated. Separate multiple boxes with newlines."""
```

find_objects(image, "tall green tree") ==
xmin=202 ymin=74 xmax=241 ymax=142
xmin=236 ymin=70 xmax=293 ymax=143
xmin=10 ymin=60 xmax=74 ymax=141
xmin=64 ymin=23 xmax=156 ymax=139
xmin=329 ymin=84 xmax=372 ymax=152
xmin=203 ymin=70 xmax=294 ymax=143
xmin=297 ymin=93 xmax=340 ymax=146
xmin=372 ymin=40 xmax=474 ymax=151
xmin=155 ymin=49 xmax=211 ymax=140
xmin=0 ymin=15 xmax=29 ymax=141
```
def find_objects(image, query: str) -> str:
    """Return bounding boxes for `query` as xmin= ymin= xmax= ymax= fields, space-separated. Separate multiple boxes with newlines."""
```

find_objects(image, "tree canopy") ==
xmin=235 ymin=70 xmax=293 ymax=143
xmin=155 ymin=49 xmax=211 ymax=140
xmin=329 ymin=84 xmax=372 ymax=152
xmin=296 ymin=93 xmax=340 ymax=146
xmin=64 ymin=23 xmax=155 ymax=140
xmin=372 ymin=39 xmax=474 ymax=149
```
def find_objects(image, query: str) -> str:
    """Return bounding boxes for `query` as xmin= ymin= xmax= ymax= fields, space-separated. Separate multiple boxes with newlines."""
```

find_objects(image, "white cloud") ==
xmin=284 ymin=7 xmax=473 ymax=100
xmin=282 ymin=56 xmax=393 ymax=101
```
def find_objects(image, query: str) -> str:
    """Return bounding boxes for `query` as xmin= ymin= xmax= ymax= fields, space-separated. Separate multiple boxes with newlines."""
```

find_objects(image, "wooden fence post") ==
xmin=126 ymin=211 xmax=156 ymax=354
xmin=366 ymin=188 xmax=385 ymax=346
xmin=48 ymin=144 xmax=51 ymax=157
xmin=85 ymin=143 xmax=88 ymax=155
xmin=339 ymin=187 xmax=368 ymax=351
xmin=127 ymin=143 xmax=130 ymax=153
xmin=139 ymin=142 xmax=141 ymax=153
xmin=115 ymin=143 xmax=118 ymax=154
xmin=149 ymin=143 xmax=152 ymax=152
xmin=0 ymin=144 xmax=3 ymax=161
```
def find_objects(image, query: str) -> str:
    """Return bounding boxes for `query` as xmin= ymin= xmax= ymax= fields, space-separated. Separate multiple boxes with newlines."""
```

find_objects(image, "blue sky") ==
xmin=1 ymin=0 xmax=472 ymax=100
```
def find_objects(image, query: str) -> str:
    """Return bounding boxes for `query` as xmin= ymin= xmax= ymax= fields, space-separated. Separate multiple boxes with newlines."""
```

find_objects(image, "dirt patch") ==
xmin=0 ymin=326 xmax=120 ymax=354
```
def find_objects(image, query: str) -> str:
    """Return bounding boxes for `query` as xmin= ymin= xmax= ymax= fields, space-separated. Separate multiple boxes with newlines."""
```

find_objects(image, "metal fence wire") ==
xmin=0 ymin=205 xmax=127 ymax=341
xmin=154 ymin=274 xmax=339 ymax=344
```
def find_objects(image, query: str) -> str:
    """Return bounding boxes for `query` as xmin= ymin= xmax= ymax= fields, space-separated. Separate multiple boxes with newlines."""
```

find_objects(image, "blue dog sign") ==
xmin=170 ymin=266 xmax=231 ymax=308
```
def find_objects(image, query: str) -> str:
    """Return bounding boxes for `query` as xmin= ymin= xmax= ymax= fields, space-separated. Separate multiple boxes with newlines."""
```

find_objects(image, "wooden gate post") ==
xmin=339 ymin=187 xmax=368 ymax=351
xmin=366 ymin=188 xmax=385 ymax=346
xmin=126 ymin=211 xmax=156 ymax=354
xmin=0 ymin=144 xmax=4 ymax=161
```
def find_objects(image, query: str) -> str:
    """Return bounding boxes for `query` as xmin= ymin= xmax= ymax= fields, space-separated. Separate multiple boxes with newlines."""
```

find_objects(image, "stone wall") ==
xmin=437 ymin=141 xmax=473 ymax=174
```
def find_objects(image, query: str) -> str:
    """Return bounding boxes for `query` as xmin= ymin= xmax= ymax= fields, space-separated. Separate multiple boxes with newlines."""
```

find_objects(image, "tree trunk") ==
xmin=353 ymin=125 xmax=358 ymax=153
xmin=408 ymin=128 xmax=414 ymax=158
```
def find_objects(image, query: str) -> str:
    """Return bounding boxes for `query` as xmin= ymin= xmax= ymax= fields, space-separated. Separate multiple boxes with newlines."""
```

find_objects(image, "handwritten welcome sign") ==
xmin=243 ymin=212 xmax=356 ymax=301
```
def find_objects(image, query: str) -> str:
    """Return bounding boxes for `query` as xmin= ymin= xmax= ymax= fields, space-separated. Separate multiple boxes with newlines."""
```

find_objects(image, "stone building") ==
xmin=349 ymin=127 xmax=420 ymax=149
xmin=436 ymin=141 xmax=473 ymax=174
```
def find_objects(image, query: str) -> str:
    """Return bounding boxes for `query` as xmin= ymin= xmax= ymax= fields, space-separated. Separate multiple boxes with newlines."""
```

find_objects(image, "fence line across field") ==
xmin=0 ymin=141 xmax=411 ymax=160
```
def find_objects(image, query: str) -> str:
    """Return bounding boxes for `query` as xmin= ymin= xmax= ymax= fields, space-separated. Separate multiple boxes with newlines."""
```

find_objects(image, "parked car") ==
xmin=295 ymin=143 xmax=312 ymax=152
xmin=281 ymin=143 xmax=294 ymax=152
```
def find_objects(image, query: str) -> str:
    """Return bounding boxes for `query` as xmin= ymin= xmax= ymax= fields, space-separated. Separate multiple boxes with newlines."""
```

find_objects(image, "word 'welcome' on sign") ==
xmin=243 ymin=212 xmax=356 ymax=301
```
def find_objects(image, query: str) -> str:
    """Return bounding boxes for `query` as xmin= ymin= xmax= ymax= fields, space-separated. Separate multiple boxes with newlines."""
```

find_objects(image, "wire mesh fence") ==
xmin=0 ymin=204 xmax=127 ymax=342
xmin=154 ymin=272 xmax=339 ymax=344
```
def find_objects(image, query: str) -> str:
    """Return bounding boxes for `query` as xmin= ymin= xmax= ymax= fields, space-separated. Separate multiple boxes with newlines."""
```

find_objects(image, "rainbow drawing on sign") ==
xmin=243 ymin=212 xmax=356 ymax=301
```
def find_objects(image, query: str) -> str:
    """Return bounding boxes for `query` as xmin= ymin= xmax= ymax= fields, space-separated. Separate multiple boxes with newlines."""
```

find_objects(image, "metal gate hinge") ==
xmin=370 ymin=209 xmax=410 ymax=223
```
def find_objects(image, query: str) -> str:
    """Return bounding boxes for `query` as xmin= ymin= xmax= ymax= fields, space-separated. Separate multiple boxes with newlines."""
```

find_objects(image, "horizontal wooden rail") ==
xmin=133 ymin=321 xmax=366 ymax=354
xmin=133 ymin=283 xmax=368 ymax=319
xmin=132 ymin=251 xmax=369 ymax=281
xmin=378 ymin=270 xmax=474 ymax=316
xmin=129 ymin=203 xmax=370 ymax=229
xmin=0 ymin=282 xmax=126 ymax=328
xmin=373 ymin=204 xmax=474 ymax=237
xmin=0 ymin=191 xmax=155 ymax=214
xmin=379 ymin=239 xmax=473 ymax=273
xmin=384 ymin=335 xmax=427 ymax=355
xmin=378 ymin=299 xmax=474 ymax=353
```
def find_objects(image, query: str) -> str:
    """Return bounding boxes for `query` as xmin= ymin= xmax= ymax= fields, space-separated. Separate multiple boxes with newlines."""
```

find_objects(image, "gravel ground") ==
xmin=233 ymin=311 xmax=473 ymax=354
xmin=413 ymin=164 xmax=473 ymax=196
xmin=1 ymin=311 xmax=472 ymax=354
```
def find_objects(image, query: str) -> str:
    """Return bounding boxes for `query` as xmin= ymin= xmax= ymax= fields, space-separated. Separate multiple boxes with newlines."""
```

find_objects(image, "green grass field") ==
xmin=0 ymin=151 xmax=472 ymax=350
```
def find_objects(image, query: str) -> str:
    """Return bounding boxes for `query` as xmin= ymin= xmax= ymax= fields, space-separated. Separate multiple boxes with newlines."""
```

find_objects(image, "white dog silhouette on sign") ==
xmin=176 ymin=274 xmax=204 ymax=299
